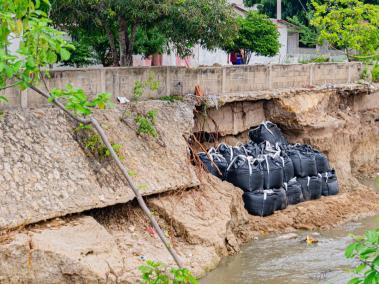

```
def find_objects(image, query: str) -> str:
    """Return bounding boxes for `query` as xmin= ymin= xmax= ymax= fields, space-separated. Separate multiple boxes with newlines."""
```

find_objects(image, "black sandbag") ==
xmin=217 ymin=143 xmax=245 ymax=164
xmin=259 ymin=155 xmax=284 ymax=189
xmin=249 ymin=121 xmax=287 ymax=145
xmin=226 ymin=155 xmax=264 ymax=192
xmin=314 ymin=151 xmax=331 ymax=173
xmin=284 ymin=178 xmax=304 ymax=205
xmin=287 ymin=150 xmax=318 ymax=178
xmin=243 ymin=190 xmax=277 ymax=217
xmin=273 ymin=188 xmax=288 ymax=210
xmin=244 ymin=141 xmax=262 ymax=157
xmin=198 ymin=152 xmax=228 ymax=179
xmin=298 ymin=176 xmax=322 ymax=201
xmin=278 ymin=153 xmax=295 ymax=182
xmin=321 ymin=170 xmax=339 ymax=196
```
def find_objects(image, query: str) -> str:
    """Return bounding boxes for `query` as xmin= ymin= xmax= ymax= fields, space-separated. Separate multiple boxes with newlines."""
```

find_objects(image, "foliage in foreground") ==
xmin=0 ymin=0 xmax=110 ymax=115
xmin=139 ymin=260 xmax=198 ymax=284
xmin=345 ymin=179 xmax=379 ymax=284
xmin=1 ymin=0 xmax=184 ymax=269
xmin=345 ymin=226 xmax=379 ymax=284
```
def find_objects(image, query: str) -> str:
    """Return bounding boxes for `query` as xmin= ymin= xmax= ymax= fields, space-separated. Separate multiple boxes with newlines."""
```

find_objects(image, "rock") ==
xmin=0 ymin=216 xmax=124 ymax=283
xmin=90 ymin=175 xmax=250 ymax=280
xmin=0 ymin=101 xmax=199 ymax=230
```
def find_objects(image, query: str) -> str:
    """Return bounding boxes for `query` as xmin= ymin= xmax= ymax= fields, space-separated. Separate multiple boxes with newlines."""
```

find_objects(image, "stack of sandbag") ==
xmin=197 ymin=121 xmax=339 ymax=217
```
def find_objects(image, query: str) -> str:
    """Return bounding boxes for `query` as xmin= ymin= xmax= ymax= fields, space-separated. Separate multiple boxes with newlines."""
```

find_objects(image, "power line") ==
xmin=296 ymin=0 xmax=307 ymax=12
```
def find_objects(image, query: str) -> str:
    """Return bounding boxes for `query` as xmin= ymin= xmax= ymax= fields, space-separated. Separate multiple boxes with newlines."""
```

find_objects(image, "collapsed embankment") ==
xmin=0 ymin=84 xmax=378 ymax=283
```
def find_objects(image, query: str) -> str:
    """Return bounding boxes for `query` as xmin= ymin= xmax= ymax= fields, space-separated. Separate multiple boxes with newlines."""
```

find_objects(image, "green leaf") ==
xmin=47 ymin=51 xmax=57 ymax=64
xmin=345 ymin=243 xmax=357 ymax=258
xmin=60 ymin=48 xmax=71 ymax=61
xmin=354 ymin=263 xmax=367 ymax=274
xmin=363 ymin=271 xmax=377 ymax=284
xmin=365 ymin=230 xmax=378 ymax=243
xmin=0 ymin=96 xmax=8 ymax=103
xmin=359 ymin=247 xmax=377 ymax=259
xmin=348 ymin=278 xmax=363 ymax=284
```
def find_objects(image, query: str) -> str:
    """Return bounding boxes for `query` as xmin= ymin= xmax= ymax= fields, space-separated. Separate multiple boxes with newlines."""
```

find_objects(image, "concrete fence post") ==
xmin=100 ymin=69 xmax=106 ymax=93
xmin=20 ymin=89 xmax=28 ymax=109
xmin=347 ymin=63 xmax=352 ymax=84
xmin=266 ymin=65 xmax=272 ymax=89
xmin=165 ymin=66 xmax=171 ymax=96
xmin=221 ymin=67 xmax=226 ymax=94
xmin=309 ymin=63 xmax=314 ymax=86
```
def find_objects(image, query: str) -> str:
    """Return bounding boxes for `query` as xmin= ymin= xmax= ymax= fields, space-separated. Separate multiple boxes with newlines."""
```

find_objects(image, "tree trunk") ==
xmin=118 ymin=16 xmax=128 ymax=66
xmin=118 ymin=16 xmax=137 ymax=67
xmin=104 ymin=22 xmax=119 ymax=67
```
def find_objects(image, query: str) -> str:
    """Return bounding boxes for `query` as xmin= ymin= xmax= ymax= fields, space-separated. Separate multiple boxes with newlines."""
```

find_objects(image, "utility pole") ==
xmin=277 ymin=0 xmax=282 ymax=20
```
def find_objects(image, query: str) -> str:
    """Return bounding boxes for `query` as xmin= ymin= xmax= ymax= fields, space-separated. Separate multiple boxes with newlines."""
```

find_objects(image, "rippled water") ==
xmin=201 ymin=180 xmax=378 ymax=284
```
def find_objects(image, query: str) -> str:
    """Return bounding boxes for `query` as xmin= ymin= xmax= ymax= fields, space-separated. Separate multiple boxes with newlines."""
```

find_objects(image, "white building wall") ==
xmin=188 ymin=22 xmax=288 ymax=67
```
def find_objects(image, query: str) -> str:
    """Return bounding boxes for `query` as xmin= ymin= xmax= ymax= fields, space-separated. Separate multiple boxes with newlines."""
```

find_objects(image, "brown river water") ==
xmin=201 ymin=179 xmax=378 ymax=284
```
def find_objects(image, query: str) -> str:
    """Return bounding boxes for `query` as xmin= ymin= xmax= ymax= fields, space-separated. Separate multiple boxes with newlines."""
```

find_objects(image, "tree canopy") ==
xmin=311 ymin=0 xmax=379 ymax=60
xmin=224 ymin=11 xmax=280 ymax=64
xmin=50 ymin=0 xmax=237 ymax=66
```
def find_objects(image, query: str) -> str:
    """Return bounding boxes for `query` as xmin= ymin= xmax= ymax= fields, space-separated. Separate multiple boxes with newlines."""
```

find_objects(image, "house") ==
xmin=133 ymin=0 xmax=302 ymax=66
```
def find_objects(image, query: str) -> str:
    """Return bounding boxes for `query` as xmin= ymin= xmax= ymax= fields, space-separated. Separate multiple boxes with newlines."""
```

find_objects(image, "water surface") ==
xmin=201 ymin=179 xmax=378 ymax=284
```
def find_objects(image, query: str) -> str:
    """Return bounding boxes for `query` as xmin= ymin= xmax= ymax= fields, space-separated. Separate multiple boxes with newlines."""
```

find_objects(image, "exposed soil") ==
xmin=0 ymin=85 xmax=378 ymax=283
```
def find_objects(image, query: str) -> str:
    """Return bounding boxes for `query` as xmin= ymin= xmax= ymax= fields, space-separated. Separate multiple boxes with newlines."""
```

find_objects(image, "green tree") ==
xmin=287 ymin=14 xmax=318 ymax=47
xmin=225 ymin=11 xmax=280 ymax=64
xmin=50 ymin=0 xmax=120 ymax=66
xmin=50 ymin=0 xmax=237 ymax=66
xmin=311 ymin=0 xmax=379 ymax=61
xmin=0 ymin=0 xmax=183 ymax=269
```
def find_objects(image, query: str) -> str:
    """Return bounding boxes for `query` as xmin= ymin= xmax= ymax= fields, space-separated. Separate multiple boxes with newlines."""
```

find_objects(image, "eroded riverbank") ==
xmin=0 ymin=84 xmax=378 ymax=283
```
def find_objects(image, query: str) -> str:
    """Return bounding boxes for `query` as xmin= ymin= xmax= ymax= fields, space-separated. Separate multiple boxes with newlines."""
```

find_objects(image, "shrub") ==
xmin=371 ymin=65 xmax=379 ymax=82
xmin=135 ymin=110 xmax=158 ymax=137
xmin=139 ymin=260 xmax=198 ymax=284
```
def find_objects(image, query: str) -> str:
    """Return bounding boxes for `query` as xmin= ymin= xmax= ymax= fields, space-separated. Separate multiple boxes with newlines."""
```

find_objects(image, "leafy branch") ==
xmin=0 ymin=0 xmax=183 ymax=269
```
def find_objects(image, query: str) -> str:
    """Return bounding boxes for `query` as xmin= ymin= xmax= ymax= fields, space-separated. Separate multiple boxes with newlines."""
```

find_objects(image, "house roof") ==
xmin=229 ymin=0 xmax=300 ymax=32
xmin=272 ymin=19 xmax=301 ymax=31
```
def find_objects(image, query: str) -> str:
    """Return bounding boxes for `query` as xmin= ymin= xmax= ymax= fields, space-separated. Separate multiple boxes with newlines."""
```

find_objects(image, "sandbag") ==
xmin=273 ymin=188 xmax=288 ymax=210
xmin=217 ymin=143 xmax=245 ymax=164
xmin=278 ymin=153 xmax=295 ymax=182
xmin=298 ymin=176 xmax=322 ymax=201
xmin=249 ymin=121 xmax=287 ymax=145
xmin=198 ymin=151 xmax=228 ymax=179
xmin=287 ymin=150 xmax=318 ymax=178
xmin=258 ymin=155 xmax=284 ymax=189
xmin=226 ymin=155 xmax=264 ymax=192
xmin=243 ymin=190 xmax=278 ymax=217
xmin=321 ymin=170 xmax=339 ymax=196
xmin=284 ymin=178 xmax=304 ymax=205
xmin=244 ymin=141 xmax=262 ymax=157
xmin=314 ymin=151 xmax=331 ymax=173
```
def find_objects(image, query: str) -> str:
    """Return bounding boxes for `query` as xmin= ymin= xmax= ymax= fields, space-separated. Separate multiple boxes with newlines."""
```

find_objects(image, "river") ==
xmin=201 ymin=179 xmax=378 ymax=284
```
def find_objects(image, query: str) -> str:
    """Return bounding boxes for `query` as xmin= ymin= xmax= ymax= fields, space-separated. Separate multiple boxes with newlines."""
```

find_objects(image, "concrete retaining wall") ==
xmin=1 ymin=63 xmax=362 ymax=108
